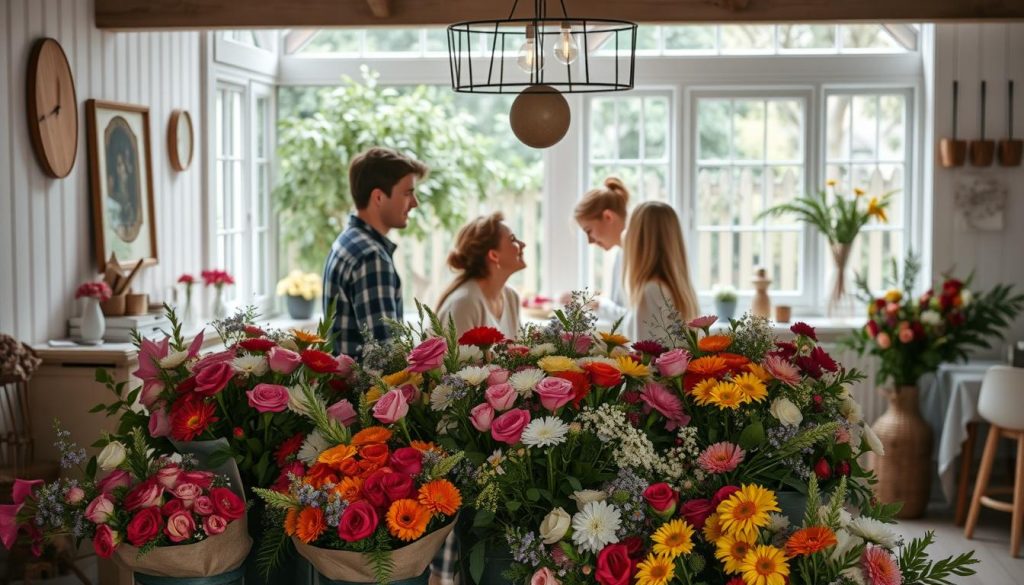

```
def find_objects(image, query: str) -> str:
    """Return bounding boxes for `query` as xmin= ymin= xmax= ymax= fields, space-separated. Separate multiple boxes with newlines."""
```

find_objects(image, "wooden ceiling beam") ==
xmin=95 ymin=0 xmax=1024 ymax=30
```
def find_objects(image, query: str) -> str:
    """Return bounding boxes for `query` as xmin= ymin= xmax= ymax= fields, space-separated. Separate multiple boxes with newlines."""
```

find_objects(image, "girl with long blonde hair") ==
xmin=436 ymin=212 xmax=526 ymax=338
xmin=566 ymin=177 xmax=631 ymax=320
xmin=621 ymin=201 xmax=700 ymax=339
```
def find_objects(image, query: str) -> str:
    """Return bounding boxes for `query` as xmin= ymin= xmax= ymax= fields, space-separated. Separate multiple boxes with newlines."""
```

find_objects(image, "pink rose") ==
xmin=164 ymin=509 xmax=196 ymax=543
xmin=173 ymin=483 xmax=203 ymax=506
xmin=191 ymin=349 xmax=236 ymax=374
xmin=336 ymin=354 xmax=356 ymax=378
xmin=155 ymin=465 xmax=182 ymax=490
xmin=327 ymin=399 xmax=358 ymax=427
xmin=85 ymin=494 xmax=115 ymax=523
xmin=267 ymin=346 xmax=301 ymax=374
xmin=92 ymin=524 xmax=120 ymax=559
xmin=65 ymin=486 xmax=85 ymax=504
xmin=148 ymin=406 xmax=171 ymax=438
xmin=193 ymin=496 xmax=214 ymax=516
xmin=97 ymin=470 xmax=131 ymax=494
xmin=656 ymin=349 xmax=691 ymax=377
xmin=125 ymin=481 xmax=165 ymax=511
xmin=139 ymin=381 xmax=164 ymax=408
xmin=534 ymin=377 xmax=575 ymax=411
xmin=485 ymin=383 xmax=517 ymax=411
xmin=203 ymin=514 xmax=228 ymax=536
xmin=470 ymin=403 xmax=495 ymax=432
xmin=179 ymin=471 xmax=214 ymax=489
xmin=162 ymin=498 xmax=185 ymax=517
xmin=876 ymin=332 xmax=892 ymax=349
xmin=898 ymin=327 xmax=914 ymax=344
xmin=407 ymin=337 xmax=448 ymax=373
xmin=491 ymin=409 xmax=531 ymax=444
xmin=372 ymin=388 xmax=409 ymax=424
xmin=397 ymin=383 xmax=420 ymax=405
xmin=487 ymin=366 xmax=510 ymax=385
xmin=194 ymin=361 xmax=234 ymax=396
xmin=246 ymin=383 xmax=290 ymax=413
xmin=531 ymin=567 xmax=562 ymax=585
xmin=389 ymin=447 xmax=423 ymax=476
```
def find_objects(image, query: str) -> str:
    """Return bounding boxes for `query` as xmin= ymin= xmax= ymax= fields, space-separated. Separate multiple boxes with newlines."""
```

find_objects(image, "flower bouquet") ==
xmin=253 ymin=386 xmax=462 ymax=585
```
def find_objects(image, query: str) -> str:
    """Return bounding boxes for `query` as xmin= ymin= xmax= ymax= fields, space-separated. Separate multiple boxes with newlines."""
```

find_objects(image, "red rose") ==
xmin=866 ymin=320 xmax=880 ymax=337
xmin=363 ymin=470 xmax=414 ymax=508
xmin=179 ymin=470 xmax=214 ymax=490
xmin=125 ymin=481 xmax=165 ymax=511
xmin=458 ymin=326 xmax=506 ymax=347
xmin=942 ymin=279 xmax=963 ymax=296
xmin=193 ymin=362 xmax=234 ymax=397
xmin=127 ymin=507 xmax=164 ymax=546
xmin=337 ymin=500 xmax=379 ymax=542
xmin=642 ymin=483 xmax=678 ymax=516
xmin=389 ymin=447 xmax=423 ymax=476
xmin=93 ymin=524 xmax=119 ymax=559
xmin=595 ymin=543 xmax=636 ymax=585
xmin=712 ymin=485 xmax=740 ymax=506
xmin=210 ymin=487 xmax=245 ymax=521
xmin=583 ymin=362 xmax=623 ymax=388
xmin=621 ymin=536 xmax=645 ymax=560
xmin=302 ymin=349 xmax=338 ymax=373
xmin=238 ymin=338 xmax=276 ymax=352
xmin=679 ymin=498 xmax=714 ymax=530
xmin=161 ymin=498 xmax=186 ymax=517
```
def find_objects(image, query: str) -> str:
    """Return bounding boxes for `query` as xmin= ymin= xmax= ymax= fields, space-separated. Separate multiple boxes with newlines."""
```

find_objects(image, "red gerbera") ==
xmin=275 ymin=433 xmax=306 ymax=467
xmin=631 ymin=340 xmax=667 ymax=357
xmin=239 ymin=338 xmax=276 ymax=353
xmin=458 ymin=326 xmax=506 ymax=348
xmin=770 ymin=341 xmax=798 ymax=360
xmin=302 ymin=349 xmax=338 ymax=373
xmin=554 ymin=371 xmax=592 ymax=408
xmin=790 ymin=321 xmax=818 ymax=341
xmin=170 ymin=398 xmax=218 ymax=441
xmin=795 ymin=355 xmax=823 ymax=379
xmin=810 ymin=346 xmax=838 ymax=373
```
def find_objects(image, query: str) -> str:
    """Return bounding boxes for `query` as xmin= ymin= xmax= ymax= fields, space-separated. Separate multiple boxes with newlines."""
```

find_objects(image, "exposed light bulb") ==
xmin=516 ymin=26 xmax=544 ymax=73
xmin=552 ymin=23 xmax=578 ymax=65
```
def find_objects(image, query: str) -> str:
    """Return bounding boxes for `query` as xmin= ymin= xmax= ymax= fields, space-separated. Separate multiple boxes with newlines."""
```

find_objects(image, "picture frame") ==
xmin=86 ymin=100 xmax=158 ymax=272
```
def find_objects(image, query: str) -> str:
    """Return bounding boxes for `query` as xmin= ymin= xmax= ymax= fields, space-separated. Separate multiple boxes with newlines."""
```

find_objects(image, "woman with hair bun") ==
xmin=436 ymin=212 xmax=526 ymax=338
xmin=566 ymin=177 xmax=631 ymax=321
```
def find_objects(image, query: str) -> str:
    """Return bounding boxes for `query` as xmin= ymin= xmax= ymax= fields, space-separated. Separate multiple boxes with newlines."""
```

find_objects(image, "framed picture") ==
xmin=86 ymin=100 xmax=158 ymax=272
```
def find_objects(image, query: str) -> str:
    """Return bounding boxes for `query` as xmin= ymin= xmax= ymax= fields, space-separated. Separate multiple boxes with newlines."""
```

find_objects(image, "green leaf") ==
xmin=472 ymin=510 xmax=495 ymax=528
xmin=526 ymin=488 xmax=540 ymax=502
xmin=469 ymin=542 xmax=485 ymax=584
xmin=88 ymin=403 xmax=106 ymax=413
xmin=738 ymin=420 xmax=765 ymax=450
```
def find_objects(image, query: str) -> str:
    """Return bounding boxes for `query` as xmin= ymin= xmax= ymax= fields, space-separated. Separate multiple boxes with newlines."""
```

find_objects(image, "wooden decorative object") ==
xmin=750 ymin=267 xmax=772 ymax=318
xmin=969 ymin=81 xmax=995 ymax=167
xmin=939 ymin=80 xmax=966 ymax=168
xmin=167 ymin=109 xmax=193 ymax=171
xmin=998 ymin=80 xmax=1022 ymax=167
xmin=26 ymin=38 xmax=78 ymax=178
xmin=868 ymin=385 xmax=933 ymax=519
xmin=124 ymin=293 xmax=148 ymax=315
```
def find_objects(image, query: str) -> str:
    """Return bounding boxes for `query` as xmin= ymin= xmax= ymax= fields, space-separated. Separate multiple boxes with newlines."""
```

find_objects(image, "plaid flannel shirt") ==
xmin=322 ymin=215 xmax=403 ymax=358
xmin=431 ymin=530 xmax=459 ymax=584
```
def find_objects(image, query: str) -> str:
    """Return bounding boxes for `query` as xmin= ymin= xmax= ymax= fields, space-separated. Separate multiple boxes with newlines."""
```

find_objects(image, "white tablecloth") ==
xmin=920 ymin=361 xmax=1001 ymax=503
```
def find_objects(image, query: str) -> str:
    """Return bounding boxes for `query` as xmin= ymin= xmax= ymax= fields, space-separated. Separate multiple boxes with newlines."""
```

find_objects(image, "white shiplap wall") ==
xmin=0 ymin=0 xmax=203 ymax=344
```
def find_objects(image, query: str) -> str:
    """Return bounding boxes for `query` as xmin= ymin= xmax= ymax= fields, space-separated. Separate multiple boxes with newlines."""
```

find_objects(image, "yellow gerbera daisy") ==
xmin=709 ymin=381 xmax=746 ymax=410
xmin=615 ymin=355 xmax=650 ymax=378
xmin=537 ymin=355 xmax=583 ymax=373
xmin=652 ymin=518 xmax=695 ymax=558
xmin=741 ymin=544 xmax=790 ymax=585
xmin=691 ymin=378 xmax=718 ymax=406
xmin=599 ymin=331 xmax=630 ymax=347
xmin=732 ymin=372 xmax=768 ymax=403
xmin=867 ymin=197 xmax=888 ymax=223
xmin=635 ymin=553 xmax=675 ymax=585
xmin=703 ymin=512 xmax=724 ymax=542
xmin=884 ymin=289 xmax=902 ymax=303
xmin=292 ymin=329 xmax=326 ymax=343
xmin=714 ymin=531 xmax=757 ymax=575
xmin=381 ymin=369 xmax=423 ymax=389
xmin=365 ymin=386 xmax=383 ymax=403
xmin=746 ymin=362 xmax=773 ymax=382
xmin=717 ymin=484 xmax=780 ymax=539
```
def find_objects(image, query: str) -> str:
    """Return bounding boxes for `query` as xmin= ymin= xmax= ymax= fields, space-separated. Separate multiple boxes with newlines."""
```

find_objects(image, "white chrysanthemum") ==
xmin=766 ymin=513 xmax=790 ymax=533
xmin=458 ymin=345 xmax=483 ymax=363
xmin=159 ymin=350 xmax=188 ymax=369
xmin=840 ymin=567 xmax=867 ymax=585
xmin=840 ymin=395 xmax=863 ymax=423
xmin=286 ymin=385 xmax=312 ymax=417
xmin=529 ymin=343 xmax=557 ymax=357
xmin=457 ymin=365 xmax=491 ymax=386
xmin=510 ymin=368 xmax=546 ymax=397
xmin=847 ymin=516 xmax=899 ymax=549
xmin=521 ymin=417 xmax=569 ymax=448
xmin=831 ymin=529 xmax=865 ymax=562
xmin=577 ymin=356 xmax=618 ymax=368
xmin=297 ymin=430 xmax=331 ymax=464
xmin=487 ymin=449 xmax=506 ymax=475
xmin=920 ymin=310 xmax=942 ymax=327
xmin=232 ymin=354 xmax=268 ymax=377
xmin=570 ymin=500 xmax=621 ymax=554
xmin=570 ymin=490 xmax=607 ymax=506
xmin=862 ymin=423 xmax=885 ymax=456
xmin=430 ymin=384 xmax=455 ymax=412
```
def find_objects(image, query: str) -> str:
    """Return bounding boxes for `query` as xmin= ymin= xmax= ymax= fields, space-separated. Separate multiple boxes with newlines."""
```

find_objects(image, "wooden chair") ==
xmin=964 ymin=365 xmax=1024 ymax=557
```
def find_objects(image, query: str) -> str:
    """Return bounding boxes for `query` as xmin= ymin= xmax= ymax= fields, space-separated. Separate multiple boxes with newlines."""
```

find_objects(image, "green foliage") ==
xmin=757 ymin=184 xmax=893 ymax=245
xmin=898 ymin=531 xmax=979 ymax=584
xmin=254 ymin=508 xmax=292 ymax=581
xmin=775 ymin=422 xmax=840 ymax=459
xmin=366 ymin=548 xmax=396 ymax=585
xmin=274 ymin=67 xmax=529 ymax=271
xmin=252 ymin=487 xmax=299 ymax=510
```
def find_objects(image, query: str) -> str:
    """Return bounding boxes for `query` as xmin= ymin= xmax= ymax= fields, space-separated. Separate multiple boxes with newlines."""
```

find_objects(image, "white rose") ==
xmin=570 ymin=490 xmax=607 ymax=507
xmin=863 ymin=423 xmax=885 ymax=456
xmin=97 ymin=441 xmax=127 ymax=471
xmin=840 ymin=396 xmax=863 ymax=423
xmin=769 ymin=397 xmax=803 ymax=427
xmin=539 ymin=507 xmax=572 ymax=544
xmin=920 ymin=310 xmax=941 ymax=327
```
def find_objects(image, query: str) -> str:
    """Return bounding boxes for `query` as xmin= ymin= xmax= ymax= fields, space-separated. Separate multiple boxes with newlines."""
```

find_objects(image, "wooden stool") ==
xmin=964 ymin=365 xmax=1024 ymax=557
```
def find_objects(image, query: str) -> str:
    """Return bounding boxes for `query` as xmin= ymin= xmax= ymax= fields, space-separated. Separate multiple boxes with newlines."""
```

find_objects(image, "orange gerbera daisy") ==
xmin=386 ymin=499 xmax=431 ymax=541
xmin=698 ymin=334 xmax=733 ymax=353
xmin=785 ymin=526 xmax=837 ymax=557
xmin=284 ymin=508 xmax=300 ymax=536
xmin=317 ymin=444 xmax=358 ymax=467
xmin=718 ymin=352 xmax=751 ymax=371
xmin=688 ymin=356 xmax=729 ymax=378
xmin=295 ymin=506 xmax=326 ymax=544
xmin=292 ymin=329 xmax=326 ymax=344
xmin=352 ymin=426 xmax=392 ymax=446
xmin=410 ymin=440 xmax=442 ymax=454
xmin=418 ymin=479 xmax=462 ymax=516
xmin=335 ymin=476 xmax=364 ymax=503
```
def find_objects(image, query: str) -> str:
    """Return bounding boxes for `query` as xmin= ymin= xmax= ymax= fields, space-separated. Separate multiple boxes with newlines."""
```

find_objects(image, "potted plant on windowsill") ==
xmin=276 ymin=271 xmax=322 ymax=320
xmin=712 ymin=284 xmax=738 ymax=322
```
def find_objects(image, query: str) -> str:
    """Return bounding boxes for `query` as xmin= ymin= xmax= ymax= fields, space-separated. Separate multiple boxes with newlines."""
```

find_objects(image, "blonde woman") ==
xmin=565 ymin=177 xmax=631 ymax=321
xmin=621 ymin=201 xmax=700 ymax=340
xmin=436 ymin=212 xmax=526 ymax=339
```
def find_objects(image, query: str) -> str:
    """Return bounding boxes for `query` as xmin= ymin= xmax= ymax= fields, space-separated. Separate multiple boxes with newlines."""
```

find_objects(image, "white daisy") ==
xmin=840 ymin=567 xmax=867 ymax=585
xmin=570 ymin=500 xmax=621 ymax=554
xmin=458 ymin=345 xmax=483 ymax=363
xmin=159 ymin=350 xmax=189 ymax=369
xmin=232 ymin=354 xmax=268 ymax=377
xmin=529 ymin=343 xmax=557 ymax=357
xmin=520 ymin=417 xmax=569 ymax=448
xmin=766 ymin=513 xmax=790 ymax=533
xmin=286 ymin=385 xmax=312 ymax=417
xmin=429 ymin=384 xmax=454 ymax=412
xmin=862 ymin=423 xmax=885 ymax=456
xmin=847 ymin=516 xmax=899 ymax=549
xmin=297 ymin=430 xmax=331 ymax=464
xmin=457 ymin=365 xmax=490 ymax=386
xmin=509 ymin=368 xmax=545 ymax=397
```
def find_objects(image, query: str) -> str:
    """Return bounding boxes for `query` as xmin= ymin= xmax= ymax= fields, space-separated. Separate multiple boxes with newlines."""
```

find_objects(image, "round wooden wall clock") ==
xmin=27 ymin=37 xmax=78 ymax=178
xmin=168 ymin=109 xmax=194 ymax=171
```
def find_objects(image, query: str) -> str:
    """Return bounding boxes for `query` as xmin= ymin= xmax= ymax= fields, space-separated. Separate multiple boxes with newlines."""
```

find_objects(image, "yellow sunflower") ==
xmin=709 ymin=381 xmax=747 ymax=410
xmin=615 ymin=355 xmax=650 ymax=378
xmin=652 ymin=518 xmax=695 ymax=558
xmin=702 ymin=512 xmax=724 ymax=542
xmin=691 ymin=378 xmax=718 ymax=406
xmin=599 ymin=331 xmax=630 ymax=347
xmin=741 ymin=545 xmax=790 ymax=585
xmin=714 ymin=531 xmax=757 ymax=575
xmin=717 ymin=484 xmax=780 ymax=539
xmin=537 ymin=355 xmax=583 ymax=373
xmin=732 ymin=372 xmax=768 ymax=403
xmin=635 ymin=553 xmax=675 ymax=585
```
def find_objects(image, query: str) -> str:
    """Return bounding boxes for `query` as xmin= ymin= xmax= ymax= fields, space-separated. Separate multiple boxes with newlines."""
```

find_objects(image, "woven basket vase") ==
xmin=868 ymin=385 xmax=933 ymax=518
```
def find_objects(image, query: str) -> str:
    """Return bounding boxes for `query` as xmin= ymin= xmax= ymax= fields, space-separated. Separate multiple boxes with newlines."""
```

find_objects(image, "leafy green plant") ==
xmin=757 ymin=182 xmax=893 ymax=245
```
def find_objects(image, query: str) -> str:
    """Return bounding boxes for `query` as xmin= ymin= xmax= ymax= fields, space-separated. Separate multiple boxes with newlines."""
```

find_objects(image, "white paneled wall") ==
xmin=0 ymin=0 xmax=203 ymax=344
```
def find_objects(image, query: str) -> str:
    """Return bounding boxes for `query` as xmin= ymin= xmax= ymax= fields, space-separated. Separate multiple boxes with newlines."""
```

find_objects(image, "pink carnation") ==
xmin=697 ymin=442 xmax=746 ymax=474
xmin=763 ymin=355 xmax=801 ymax=386
xmin=639 ymin=381 xmax=690 ymax=431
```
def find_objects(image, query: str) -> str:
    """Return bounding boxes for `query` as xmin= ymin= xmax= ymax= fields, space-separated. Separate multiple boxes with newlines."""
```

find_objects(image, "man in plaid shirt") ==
xmin=322 ymin=147 xmax=460 ymax=584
